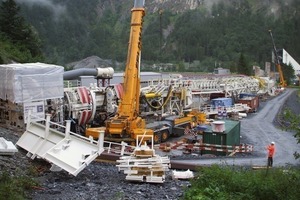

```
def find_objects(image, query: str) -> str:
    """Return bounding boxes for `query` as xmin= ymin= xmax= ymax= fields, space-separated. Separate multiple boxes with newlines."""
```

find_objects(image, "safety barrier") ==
xmin=159 ymin=142 xmax=253 ymax=156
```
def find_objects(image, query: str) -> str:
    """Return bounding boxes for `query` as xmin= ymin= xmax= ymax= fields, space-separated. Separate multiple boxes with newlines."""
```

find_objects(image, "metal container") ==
xmin=202 ymin=120 xmax=241 ymax=156
xmin=237 ymin=96 xmax=259 ymax=112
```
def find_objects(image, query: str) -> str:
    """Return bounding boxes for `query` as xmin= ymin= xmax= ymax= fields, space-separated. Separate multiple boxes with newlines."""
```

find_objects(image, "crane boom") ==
xmin=86 ymin=0 xmax=199 ymax=144
xmin=269 ymin=30 xmax=287 ymax=88
xmin=103 ymin=0 xmax=153 ymax=143
xmin=119 ymin=0 xmax=144 ymax=119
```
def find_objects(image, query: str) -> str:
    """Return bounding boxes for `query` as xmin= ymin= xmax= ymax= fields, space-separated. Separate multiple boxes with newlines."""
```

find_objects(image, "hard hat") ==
xmin=271 ymin=141 xmax=275 ymax=145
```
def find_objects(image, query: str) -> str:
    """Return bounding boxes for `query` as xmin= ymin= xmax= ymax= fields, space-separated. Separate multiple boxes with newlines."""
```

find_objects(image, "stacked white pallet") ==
xmin=116 ymin=143 xmax=170 ymax=183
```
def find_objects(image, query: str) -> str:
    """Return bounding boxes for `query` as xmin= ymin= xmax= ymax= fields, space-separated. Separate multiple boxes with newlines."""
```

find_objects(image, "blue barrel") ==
xmin=211 ymin=98 xmax=233 ymax=107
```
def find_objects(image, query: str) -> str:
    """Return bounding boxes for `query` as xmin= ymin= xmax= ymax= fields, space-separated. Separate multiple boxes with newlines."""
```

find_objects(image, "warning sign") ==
xmin=23 ymin=101 xmax=45 ymax=123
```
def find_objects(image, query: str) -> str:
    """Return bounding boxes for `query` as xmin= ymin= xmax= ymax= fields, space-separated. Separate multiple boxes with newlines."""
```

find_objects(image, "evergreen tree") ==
xmin=0 ymin=55 xmax=4 ymax=64
xmin=178 ymin=61 xmax=185 ymax=72
xmin=282 ymin=105 xmax=300 ymax=160
xmin=0 ymin=0 xmax=43 ymax=61
xmin=281 ymin=63 xmax=295 ymax=86
xmin=5 ymin=0 xmax=299 ymax=67
xmin=0 ymin=0 xmax=24 ymax=41
xmin=237 ymin=53 xmax=251 ymax=75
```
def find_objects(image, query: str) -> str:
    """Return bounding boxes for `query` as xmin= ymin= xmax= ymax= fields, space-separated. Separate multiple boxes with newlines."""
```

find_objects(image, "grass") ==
xmin=183 ymin=165 xmax=300 ymax=200
xmin=0 ymin=169 xmax=38 ymax=200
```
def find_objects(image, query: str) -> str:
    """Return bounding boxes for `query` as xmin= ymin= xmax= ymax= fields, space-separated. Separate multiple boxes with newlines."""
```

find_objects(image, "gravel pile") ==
xmin=31 ymin=162 xmax=190 ymax=200
xmin=1 ymin=89 xmax=299 ymax=199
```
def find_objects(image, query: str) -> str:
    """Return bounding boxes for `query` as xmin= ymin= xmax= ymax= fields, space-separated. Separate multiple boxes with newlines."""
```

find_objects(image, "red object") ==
xmin=237 ymin=96 xmax=259 ymax=112
xmin=267 ymin=144 xmax=275 ymax=157
xmin=115 ymin=84 xmax=124 ymax=99
xmin=78 ymin=87 xmax=91 ymax=104
xmin=78 ymin=110 xmax=92 ymax=125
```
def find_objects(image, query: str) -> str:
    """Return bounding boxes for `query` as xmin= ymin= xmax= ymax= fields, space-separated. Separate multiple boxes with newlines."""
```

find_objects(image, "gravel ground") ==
xmin=1 ymin=88 xmax=299 ymax=199
xmin=171 ymin=88 xmax=300 ymax=167
xmin=0 ymin=128 xmax=191 ymax=200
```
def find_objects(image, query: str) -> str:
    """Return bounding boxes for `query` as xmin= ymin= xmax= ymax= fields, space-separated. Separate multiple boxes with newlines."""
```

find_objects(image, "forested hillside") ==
xmin=0 ymin=0 xmax=43 ymax=63
xmin=1 ymin=0 xmax=300 ymax=75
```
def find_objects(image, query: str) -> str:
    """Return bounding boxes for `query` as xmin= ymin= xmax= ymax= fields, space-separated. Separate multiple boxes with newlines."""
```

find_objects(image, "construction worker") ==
xmin=267 ymin=141 xmax=276 ymax=167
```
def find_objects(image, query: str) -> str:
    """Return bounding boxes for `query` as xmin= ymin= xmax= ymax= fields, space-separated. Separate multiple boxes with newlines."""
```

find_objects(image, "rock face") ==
xmin=67 ymin=56 xmax=112 ymax=69
xmin=93 ymin=0 xmax=206 ymax=15
xmin=147 ymin=0 xmax=204 ymax=13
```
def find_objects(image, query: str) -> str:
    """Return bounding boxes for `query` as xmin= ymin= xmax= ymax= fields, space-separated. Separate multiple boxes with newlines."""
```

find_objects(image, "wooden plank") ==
xmin=252 ymin=166 xmax=269 ymax=170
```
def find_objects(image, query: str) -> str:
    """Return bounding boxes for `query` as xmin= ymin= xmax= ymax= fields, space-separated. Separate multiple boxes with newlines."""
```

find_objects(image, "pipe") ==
xmin=63 ymin=67 xmax=114 ymax=80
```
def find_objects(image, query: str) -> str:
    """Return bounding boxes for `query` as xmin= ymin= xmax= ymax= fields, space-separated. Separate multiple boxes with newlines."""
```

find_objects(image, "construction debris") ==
xmin=0 ymin=137 xmax=18 ymax=155
xmin=16 ymin=113 xmax=105 ymax=176
xmin=116 ymin=139 xmax=170 ymax=183
xmin=172 ymin=169 xmax=194 ymax=180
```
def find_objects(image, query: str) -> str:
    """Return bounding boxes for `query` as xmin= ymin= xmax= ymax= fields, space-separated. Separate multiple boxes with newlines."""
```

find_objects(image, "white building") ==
xmin=278 ymin=49 xmax=300 ymax=76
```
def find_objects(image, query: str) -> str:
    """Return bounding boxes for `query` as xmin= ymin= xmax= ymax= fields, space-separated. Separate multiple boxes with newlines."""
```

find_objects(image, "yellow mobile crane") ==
xmin=269 ymin=30 xmax=287 ymax=88
xmin=85 ymin=0 xmax=199 ymax=144
xmin=87 ymin=0 xmax=154 ymax=144
xmin=86 ymin=0 xmax=202 ymax=144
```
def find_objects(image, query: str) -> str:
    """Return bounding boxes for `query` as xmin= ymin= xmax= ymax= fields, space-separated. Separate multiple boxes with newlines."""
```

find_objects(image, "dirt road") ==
xmin=173 ymin=88 xmax=300 ymax=167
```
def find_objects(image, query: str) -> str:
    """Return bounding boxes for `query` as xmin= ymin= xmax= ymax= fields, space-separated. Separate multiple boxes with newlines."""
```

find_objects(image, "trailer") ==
xmin=237 ymin=95 xmax=259 ymax=113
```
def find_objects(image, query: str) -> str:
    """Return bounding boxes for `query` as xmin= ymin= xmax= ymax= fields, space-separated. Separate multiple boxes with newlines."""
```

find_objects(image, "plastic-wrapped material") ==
xmin=0 ymin=63 xmax=64 ymax=103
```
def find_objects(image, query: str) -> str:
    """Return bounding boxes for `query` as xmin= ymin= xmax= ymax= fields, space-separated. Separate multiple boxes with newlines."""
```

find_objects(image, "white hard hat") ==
xmin=271 ymin=141 xmax=275 ymax=145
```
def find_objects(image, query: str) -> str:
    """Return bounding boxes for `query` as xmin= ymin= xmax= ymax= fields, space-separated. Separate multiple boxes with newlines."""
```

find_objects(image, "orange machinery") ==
xmin=269 ymin=30 xmax=287 ymax=88
xmin=86 ymin=0 xmax=153 ymax=144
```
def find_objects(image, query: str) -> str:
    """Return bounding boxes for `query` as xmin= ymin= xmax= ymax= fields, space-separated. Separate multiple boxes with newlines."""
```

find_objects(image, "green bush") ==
xmin=184 ymin=165 xmax=300 ymax=200
xmin=0 ymin=170 xmax=38 ymax=200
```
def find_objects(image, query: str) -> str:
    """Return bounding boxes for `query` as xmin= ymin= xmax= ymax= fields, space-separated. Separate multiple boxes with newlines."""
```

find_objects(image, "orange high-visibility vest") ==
xmin=267 ymin=145 xmax=275 ymax=157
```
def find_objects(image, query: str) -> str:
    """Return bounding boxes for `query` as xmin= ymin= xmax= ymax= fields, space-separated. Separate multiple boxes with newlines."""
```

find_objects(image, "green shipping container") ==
xmin=202 ymin=120 xmax=241 ymax=155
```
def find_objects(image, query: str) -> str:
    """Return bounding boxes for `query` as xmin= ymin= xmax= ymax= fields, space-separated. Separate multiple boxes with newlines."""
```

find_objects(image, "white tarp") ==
xmin=0 ymin=63 xmax=64 ymax=103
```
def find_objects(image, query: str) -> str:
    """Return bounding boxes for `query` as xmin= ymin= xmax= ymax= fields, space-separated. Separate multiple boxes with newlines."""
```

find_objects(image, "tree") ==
xmin=0 ymin=0 xmax=43 ymax=61
xmin=283 ymin=107 xmax=300 ymax=159
xmin=237 ymin=53 xmax=251 ymax=75
xmin=177 ymin=61 xmax=185 ymax=72
xmin=281 ymin=63 xmax=296 ymax=86
xmin=0 ymin=0 xmax=24 ymax=40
